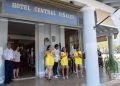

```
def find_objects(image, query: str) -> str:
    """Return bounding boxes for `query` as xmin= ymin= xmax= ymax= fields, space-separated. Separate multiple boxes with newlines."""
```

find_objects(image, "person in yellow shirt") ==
xmin=61 ymin=47 xmax=69 ymax=79
xmin=44 ymin=45 xmax=54 ymax=80
xmin=74 ymin=47 xmax=83 ymax=78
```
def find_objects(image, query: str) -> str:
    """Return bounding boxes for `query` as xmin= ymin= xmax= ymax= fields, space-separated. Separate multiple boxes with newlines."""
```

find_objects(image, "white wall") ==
xmin=0 ymin=18 xmax=8 ymax=84
xmin=50 ymin=25 xmax=60 ymax=47
xmin=60 ymin=28 xmax=65 ymax=48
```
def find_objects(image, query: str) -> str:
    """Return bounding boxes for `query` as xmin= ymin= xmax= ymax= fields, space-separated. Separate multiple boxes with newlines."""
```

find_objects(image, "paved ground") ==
xmin=6 ymin=78 xmax=84 ymax=86
xmin=104 ymin=80 xmax=120 ymax=86
xmin=0 ymin=77 xmax=120 ymax=86
xmin=0 ymin=68 xmax=120 ymax=86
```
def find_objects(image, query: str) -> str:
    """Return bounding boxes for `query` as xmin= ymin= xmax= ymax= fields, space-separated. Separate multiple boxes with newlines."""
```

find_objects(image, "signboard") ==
xmin=3 ymin=0 xmax=78 ymax=27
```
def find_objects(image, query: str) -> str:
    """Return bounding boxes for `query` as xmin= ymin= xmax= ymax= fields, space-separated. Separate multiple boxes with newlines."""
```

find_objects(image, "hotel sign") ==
xmin=3 ymin=0 xmax=79 ymax=27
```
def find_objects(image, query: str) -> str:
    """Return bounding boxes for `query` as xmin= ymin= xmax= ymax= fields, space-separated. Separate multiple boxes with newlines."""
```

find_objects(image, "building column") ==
xmin=50 ymin=25 xmax=60 ymax=46
xmin=0 ymin=18 xmax=8 ymax=84
xmin=35 ymin=24 xmax=45 ymax=77
xmin=81 ymin=7 xmax=100 ymax=86
xmin=107 ymin=33 xmax=113 ymax=57
xmin=59 ymin=26 xmax=65 ymax=48
xmin=78 ymin=29 xmax=83 ymax=51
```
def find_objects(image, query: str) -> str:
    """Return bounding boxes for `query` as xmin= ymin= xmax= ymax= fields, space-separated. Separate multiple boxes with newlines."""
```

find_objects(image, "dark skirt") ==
xmin=13 ymin=62 xmax=20 ymax=69
xmin=99 ymin=58 xmax=103 ymax=67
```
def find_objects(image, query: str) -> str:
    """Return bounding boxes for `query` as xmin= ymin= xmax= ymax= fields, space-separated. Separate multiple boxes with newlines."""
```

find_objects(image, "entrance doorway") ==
xmin=65 ymin=29 xmax=79 ymax=53
xmin=8 ymin=21 xmax=35 ymax=78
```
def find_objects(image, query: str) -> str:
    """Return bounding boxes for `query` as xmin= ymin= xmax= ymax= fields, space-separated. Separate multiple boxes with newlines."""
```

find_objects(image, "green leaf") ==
xmin=104 ymin=55 xmax=119 ymax=77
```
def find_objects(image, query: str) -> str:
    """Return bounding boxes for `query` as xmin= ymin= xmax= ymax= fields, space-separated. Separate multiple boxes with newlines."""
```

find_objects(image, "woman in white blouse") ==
xmin=13 ymin=46 xmax=21 ymax=79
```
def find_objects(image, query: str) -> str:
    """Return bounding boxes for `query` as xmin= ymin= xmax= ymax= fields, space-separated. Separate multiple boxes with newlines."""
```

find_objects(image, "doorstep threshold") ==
xmin=13 ymin=77 xmax=36 ymax=81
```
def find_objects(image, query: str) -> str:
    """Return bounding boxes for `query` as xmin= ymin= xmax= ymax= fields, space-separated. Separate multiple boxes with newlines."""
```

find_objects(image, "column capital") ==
xmin=37 ymin=23 xmax=44 ymax=26
xmin=106 ymin=33 xmax=113 ymax=36
xmin=0 ymin=18 xmax=8 ymax=22
xmin=59 ymin=26 xmax=65 ymax=29
xmin=81 ymin=6 xmax=95 ymax=12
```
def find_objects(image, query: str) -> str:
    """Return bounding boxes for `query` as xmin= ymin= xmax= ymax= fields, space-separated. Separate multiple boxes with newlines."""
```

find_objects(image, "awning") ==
xmin=96 ymin=25 xmax=118 ymax=42
xmin=96 ymin=25 xmax=118 ymax=37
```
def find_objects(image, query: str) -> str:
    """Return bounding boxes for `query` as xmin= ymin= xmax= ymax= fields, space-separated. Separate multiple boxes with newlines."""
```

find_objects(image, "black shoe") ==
xmin=4 ymin=81 xmax=10 ymax=85
xmin=9 ymin=80 xmax=13 ymax=83
xmin=47 ymin=78 xmax=51 ymax=82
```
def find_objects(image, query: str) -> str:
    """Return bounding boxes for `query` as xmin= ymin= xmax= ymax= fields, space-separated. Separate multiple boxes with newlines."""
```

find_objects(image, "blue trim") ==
xmin=3 ymin=0 xmax=79 ymax=27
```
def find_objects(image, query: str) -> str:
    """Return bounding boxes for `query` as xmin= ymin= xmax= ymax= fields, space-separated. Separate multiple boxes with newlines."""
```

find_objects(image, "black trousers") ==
xmin=4 ymin=60 xmax=13 ymax=83
xmin=53 ymin=62 xmax=58 ymax=76
xmin=69 ymin=58 xmax=75 ymax=73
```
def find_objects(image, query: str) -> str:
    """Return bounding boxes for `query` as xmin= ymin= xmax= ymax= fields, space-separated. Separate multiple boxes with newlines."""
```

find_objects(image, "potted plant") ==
xmin=104 ymin=55 xmax=119 ymax=80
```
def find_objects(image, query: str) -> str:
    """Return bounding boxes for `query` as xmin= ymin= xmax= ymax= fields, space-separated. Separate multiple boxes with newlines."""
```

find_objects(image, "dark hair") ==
xmin=74 ymin=45 xmax=79 ymax=50
xmin=7 ymin=42 xmax=11 ymax=46
xmin=47 ymin=45 xmax=51 ymax=51
xmin=74 ymin=45 xmax=77 ymax=49
xmin=61 ymin=47 xmax=65 ymax=52
xmin=54 ymin=44 xmax=59 ymax=48
xmin=15 ymin=46 xmax=20 ymax=50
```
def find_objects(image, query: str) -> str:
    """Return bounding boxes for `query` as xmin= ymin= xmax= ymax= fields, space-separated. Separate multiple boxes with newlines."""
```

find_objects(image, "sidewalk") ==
xmin=103 ymin=80 xmax=120 ymax=86
xmin=0 ymin=78 xmax=120 ymax=86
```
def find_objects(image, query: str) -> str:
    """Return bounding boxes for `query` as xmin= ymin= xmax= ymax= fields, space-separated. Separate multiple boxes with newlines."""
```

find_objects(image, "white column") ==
xmin=81 ymin=7 xmax=100 ymax=86
xmin=78 ymin=30 xmax=83 ymax=51
xmin=50 ymin=25 xmax=60 ymax=46
xmin=35 ymin=24 xmax=45 ymax=77
xmin=107 ymin=33 xmax=113 ymax=57
xmin=0 ymin=18 xmax=8 ymax=84
xmin=59 ymin=26 xmax=65 ymax=48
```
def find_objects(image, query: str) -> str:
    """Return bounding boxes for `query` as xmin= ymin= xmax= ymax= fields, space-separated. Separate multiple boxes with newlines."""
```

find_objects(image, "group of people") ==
xmin=2 ymin=43 xmax=83 ymax=84
xmin=3 ymin=43 xmax=21 ymax=84
xmin=44 ymin=44 xmax=83 ymax=80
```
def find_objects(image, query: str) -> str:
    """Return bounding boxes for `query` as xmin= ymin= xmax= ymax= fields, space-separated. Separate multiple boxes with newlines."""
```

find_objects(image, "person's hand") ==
xmin=10 ymin=58 xmax=14 ymax=61
xmin=68 ymin=58 xmax=70 ymax=61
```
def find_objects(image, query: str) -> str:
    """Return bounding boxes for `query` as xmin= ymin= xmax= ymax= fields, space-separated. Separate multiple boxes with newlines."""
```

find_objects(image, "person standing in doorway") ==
xmin=98 ymin=49 xmax=103 ymax=68
xmin=61 ymin=47 xmax=69 ymax=79
xmin=53 ymin=44 xmax=60 ymax=79
xmin=44 ymin=45 xmax=54 ymax=81
xmin=3 ymin=43 xmax=14 ymax=84
xmin=13 ymin=46 xmax=21 ymax=79
xmin=69 ymin=45 xmax=75 ymax=73
xmin=74 ymin=47 xmax=83 ymax=78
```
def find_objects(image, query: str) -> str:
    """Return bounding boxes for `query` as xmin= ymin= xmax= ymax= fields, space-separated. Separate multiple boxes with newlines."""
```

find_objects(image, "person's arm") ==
xmin=3 ymin=50 xmax=7 ymax=60
xmin=61 ymin=52 xmax=66 ymax=59
xmin=74 ymin=52 xmax=78 ymax=58
xmin=44 ymin=51 xmax=47 ymax=58
xmin=66 ymin=52 xmax=68 ymax=57
xmin=54 ymin=50 xmax=57 ymax=58
xmin=78 ymin=51 xmax=82 ymax=58
xmin=13 ymin=51 xmax=16 ymax=61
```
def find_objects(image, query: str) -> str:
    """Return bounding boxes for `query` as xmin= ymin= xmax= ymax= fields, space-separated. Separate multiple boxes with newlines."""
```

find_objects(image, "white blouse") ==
xmin=14 ymin=50 xmax=21 ymax=62
xmin=3 ymin=48 xmax=14 ymax=60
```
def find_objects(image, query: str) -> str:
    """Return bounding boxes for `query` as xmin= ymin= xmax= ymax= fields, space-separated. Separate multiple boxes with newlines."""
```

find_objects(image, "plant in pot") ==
xmin=104 ymin=55 xmax=119 ymax=80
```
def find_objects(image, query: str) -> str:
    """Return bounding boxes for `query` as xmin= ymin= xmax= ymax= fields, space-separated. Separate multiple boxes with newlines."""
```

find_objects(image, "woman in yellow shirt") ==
xmin=74 ymin=47 xmax=83 ymax=78
xmin=61 ymin=47 xmax=69 ymax=79
xmin=45 ymin=45 xmax=54 ymax=80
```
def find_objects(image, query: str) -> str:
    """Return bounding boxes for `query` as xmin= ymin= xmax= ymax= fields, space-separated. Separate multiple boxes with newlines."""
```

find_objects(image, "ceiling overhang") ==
xmin=32 ymin=0 xmax=81 ymax=11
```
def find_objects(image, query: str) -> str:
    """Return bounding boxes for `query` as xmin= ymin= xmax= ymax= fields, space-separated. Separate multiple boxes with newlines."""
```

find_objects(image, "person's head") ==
xmin=7 ymin=43 xmax=12 ymax=49
xmin=74 ymin=45 xmax=78 ymax=50
xmin=76 ymin=46 xmax=80 ymax=51
xmin=54 ymin=44 xmax=59 ymax=49
xmin=16 ymin=46 xmax=20 ymax=51
xmin=47 ymin=45 xmax=52 ymax=51
xmin=62 ymin=47 xmax=66 ymax=52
